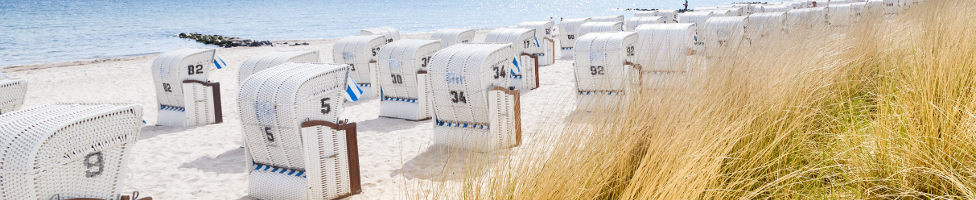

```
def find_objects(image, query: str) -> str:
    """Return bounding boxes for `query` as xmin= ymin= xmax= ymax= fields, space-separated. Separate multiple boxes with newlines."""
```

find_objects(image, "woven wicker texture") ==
xmin=748 ymin=12 xmax=787 ymax=40
xmin=677 ymin=11 xmax=714 ymax=26
xmin=430 ymin=28 xmax=476 ymax=48
xmin=238 ymin=51 xmax=320 ymax=85
xmin=577 ymin=22 xmax=624 ymax=38
xmin=703 ymin=16 xmax=749 ymax=58
xmin=238 ymin=62 xmax=354 ymax=200
xmin=557 ymin=18 xmax=591 ymax=49
xmin=333 ymin=35 xmax=387 ymax=99
xmin=376 ymin=39 xmax=442 ymax=120
xmin=828 ymin=3 xmax=856 ymax=26
xmin=761 ymin=4 xmax=792 ymax=13
xmin=635 ymin=23 xmax=697 ymax=72
xmin=427 ymin=44 xmax=522 ymax=152
xmin=786 ymin=7 xmax=828 ymax=32
xmin=590 ymin=15 xmax=624 ymax=23
xmin=360 ymin=27 xmax=400 ymax=43
xmin=0 ymin=78 xmax=27 ymax=114
xmin=517 ymin=21 xmax=557 ymax=66
xmin=625 ymin=16 xmax=664 ymax=31
xmin=150 ymin=49 xmax=222 ymax=127
xmin=483 ymin=28 xmax=540 ymax=90
xmin=657 ymin=10 xmax=679 ymax=23
xmin=0 ymin=104 xmax=142 ymax=200
xmin=573 ymin=32 xmax=638 ymax=93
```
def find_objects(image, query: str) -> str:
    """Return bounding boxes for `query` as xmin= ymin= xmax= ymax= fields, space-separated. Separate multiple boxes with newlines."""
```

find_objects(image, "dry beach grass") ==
xmin=449 ymin=1 xmax=976 ymax=199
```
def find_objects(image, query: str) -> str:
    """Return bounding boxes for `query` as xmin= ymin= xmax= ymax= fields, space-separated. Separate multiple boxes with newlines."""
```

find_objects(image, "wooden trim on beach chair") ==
xmin=488 ymin=86 xmax=522 ymax=146
xmin=519 ymin=53 xmax=540 ymax=89
xmin=182 ymin=80 xmax=223 ymax=124
xmin=545 ymin=37 xmax=556 ymax=64
xmin=300 ymin=120 xmax=363 ymax=197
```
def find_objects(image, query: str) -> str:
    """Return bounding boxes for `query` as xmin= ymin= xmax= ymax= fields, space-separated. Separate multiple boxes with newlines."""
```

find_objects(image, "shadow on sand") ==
xmin=394 ymin=145 xmax=507 ymax=181
xmin=179 ymin=147 xmax=246 ymax=174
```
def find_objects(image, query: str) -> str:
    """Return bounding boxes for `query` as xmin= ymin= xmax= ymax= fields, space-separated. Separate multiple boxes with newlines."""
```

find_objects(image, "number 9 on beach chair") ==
xmin=573 ymin=32 xmax=640 ymax=111
xmin=0 ymin=77 xmax=27 ymax=114
xmin=238 ymin=62 xmax=361 ymax=200
xmin=150 ymin=49 xmax=225 ymax=127
xmin=333 ymin=35 xmax=387 ymax=100
xmin=428 ymin=44 xmax=522 ymax=152
xmin=0 ymin=104 xmax=143 ymax=200
xmin=518 ymin=21 xmax=557 ymax=66
xmin=238 ymin=50 xmax=320 ymax=85
xmin=557 ymin=18 xmax=591 ymax=59
xmin=483 ymin=28 xmax=541 ymax=91
xmin=430 ymin=28 xmax=476 ymax=48
xmin=635 ymin=23 xmax=699 ymax=89
xmin=377 ymin=39 xmax=442 ymax=121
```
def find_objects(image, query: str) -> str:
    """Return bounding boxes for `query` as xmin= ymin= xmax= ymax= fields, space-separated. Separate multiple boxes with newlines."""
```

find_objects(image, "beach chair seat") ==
xmin=428 ymin=44 xmax=522 ymax=152
xmin=376 ymin=39 xmax=443 ymax=120
xmin=333 ymin=35 xmax=387 ymax=100
xmin=150 ymin=49 xmax=225 ymax=127
xmin=483 ymin=28 xmax=541 ymax=91
xmin=573 ymin=32 xmax=640 ymax=111
xmin=557 ymin=18 xmax=591 ymax=59
xmin=635 ymin=23 xmax=699 ymax=89
xmin=430 ymin=28 xmax=476 ymax=48
xmin=238 ymin=50 xmax=320 ymax=85
xmin=361 ymin=27 xmax=400 ymax=43
xmin=0 ymin=78 xmax=27 ymax=114
xmin=518 ymin=21 xmax=557 ymax=66
xmin=0 ymin=104 xmax=143 ymax=200
xmin=577 ymin=22 xmax=624 ymax=37
xmin=239 ymin=62 xmax=361 ymax=200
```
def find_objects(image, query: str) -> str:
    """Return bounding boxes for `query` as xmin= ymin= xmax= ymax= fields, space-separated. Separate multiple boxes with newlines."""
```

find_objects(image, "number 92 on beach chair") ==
xmin=573 ymin=32 xmax=640 ymax=111
xmin=238 ymin=62 xmax=361 ymax=200
xmin=150 ymin=48 xmax=225 ymax=127
xmin=427 ymin=43 xmax=523 ymax=152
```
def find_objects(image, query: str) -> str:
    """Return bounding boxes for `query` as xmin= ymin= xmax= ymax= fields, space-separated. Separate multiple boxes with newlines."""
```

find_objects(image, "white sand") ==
xmin=2 ymin=33 xmax=579 ymax=199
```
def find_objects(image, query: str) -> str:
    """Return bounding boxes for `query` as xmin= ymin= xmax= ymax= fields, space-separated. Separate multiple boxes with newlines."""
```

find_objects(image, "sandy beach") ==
xmin=1 ymin=32 xmax=579 ymax=199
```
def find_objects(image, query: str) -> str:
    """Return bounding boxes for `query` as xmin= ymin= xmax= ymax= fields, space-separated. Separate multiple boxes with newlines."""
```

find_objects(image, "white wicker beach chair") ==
xmin=590 ymin=15 xmax=624 ymax=23
xmin=625 ymin=16 xmax=664 ymax=31
xmin=634 ymin=11 xmax=658 ymax=17
xmin=635 ymin=23 xmax=699 ymax=89
xmin=238 ymin=50 xmax=320 ymax=85
xmin=376 ymin=39 xmax=442 ymax=121
xmin=430 ymin=28 xmax=476 ymax=48
xmin=333 ymin=35 xmax=387 ymax=100
xmin=360 ymin=27 xmax=400 ymax=43
xmin=786 ymin=7 xmax=828 ymax=33
xmin=703 ymin=16 xmax=750 ymax=59
xmin=828 ymin=3 xmax=856 ymax=27
xmin=0 ymin=104 xmax=142 ymax=200
xmin=428 ymin=44 xmax=522 ymax=152
xmin=573 ymin=32 xmax=640 ymax=111
xmin=760 ymin=4 xmax=791 ymax=13
xmin=0 ymin=78 xmax=27 ymax=114
xmin=865 ymin=0 xmax=885 ymax=18
xmin=656 ymin=10 xmax=679 ymax=23
xmin=677 ymin=11 xmax=714 ymax=27
xmin=150 ymin=49 xmax=225 ymax=127
xmin=557 ymin=18 xmax=591 ymax=59
xmin=577 ymin=22 xmax=624 ymax=38
xmin=882 ymin=0 xmax=902 ymax=14
xmin=518 ymin=20 xmax=557 ymax=66
xmin=483 ymin=28 xmax=541 ymax=91
xmin=747 ymin=12 xmax=787 ymax=40
xmin=238 ymin=62 xmax=361 ymax=200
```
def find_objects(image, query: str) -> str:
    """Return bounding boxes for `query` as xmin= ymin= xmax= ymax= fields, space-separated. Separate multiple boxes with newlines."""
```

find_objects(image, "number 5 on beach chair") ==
xmin=0 ymin=74 xmax=27 ymax=115
xmin=150 ymin=49 xmax=225 ymax=127
xmin=376 ymin=39 xmax=443 ymax=121
xmin=239 ymin=62 xmax=362 ymax=200
xmin=0 ymin=104 xmax=145 ymax=200
xmin=428 ymin=44 xmax=523 ymax=152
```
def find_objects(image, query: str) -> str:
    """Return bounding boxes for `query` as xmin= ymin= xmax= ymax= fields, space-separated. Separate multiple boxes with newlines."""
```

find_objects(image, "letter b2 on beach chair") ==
xmin=333 ymin=35 xmax=388 ymax=100
xmin=0 ymin=104 xmax=143 ymax=200
xmin=377 ymin=39 xmax=443 ymax=121
xmin=483 ymin=28 xmax=541 ymax=91
xmin=0 ymin=78 xmax=27 ymax=114
xmin=150 ymin=49 xmax=225 ymax=127
xmin=238 ymin=62 xmax=361 ymax=200
xmin=573 ymin=32 xmax=640 ymax=111
xmin=428 ymin=44 xmax=522 ymax=152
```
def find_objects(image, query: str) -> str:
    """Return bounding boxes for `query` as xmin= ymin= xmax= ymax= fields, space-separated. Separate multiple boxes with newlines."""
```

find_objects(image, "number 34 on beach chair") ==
xmin=150 ymin=49 xmax=225 ymax=127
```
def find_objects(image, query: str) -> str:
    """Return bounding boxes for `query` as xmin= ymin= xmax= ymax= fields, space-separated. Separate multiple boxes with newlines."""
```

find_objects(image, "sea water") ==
xmin=0 ymin=0 xmax=730 ymax=67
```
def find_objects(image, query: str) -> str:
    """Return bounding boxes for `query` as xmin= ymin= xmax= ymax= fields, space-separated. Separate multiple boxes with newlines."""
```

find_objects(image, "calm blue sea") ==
xmin=0 ymin=0 xmax=730 ymax=67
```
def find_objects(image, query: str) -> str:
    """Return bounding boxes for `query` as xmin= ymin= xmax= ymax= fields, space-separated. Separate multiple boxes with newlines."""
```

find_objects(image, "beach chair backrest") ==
xmin=574 ymin=32 xmax=639 ymax=93
xmin=360 ymin=27 xmax=400 ymax=43
xmin=238 ymin=51 xmax=320 ymax=85
xmin=430 ymin=28 xmax=476 ymax=48
xmin=0 ymin=78 xmax=27 ymax=114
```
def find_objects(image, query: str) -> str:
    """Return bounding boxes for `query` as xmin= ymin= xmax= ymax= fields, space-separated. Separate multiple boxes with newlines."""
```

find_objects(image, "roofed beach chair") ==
xmin=430 ymin=28 xmax=476 ymax=48
xmin=635 ymin=23 xmax=699 ymax=89
xmin=428 ymin=44 xmax=522 ymax=152
xmin=786 ymin=7 xmax=828 ymax=34
xmin=518 ymin=20 xmax=557 ymax=66
xmin=0 ymin=75 xmax=27 ymax=115
xmin=0 ymin=104 xmax=143 ymax=200
xmin=625 ymin=16 xmax=665 ymax=31
xmin=573 ymin=32 xmax=640 ymax=111
xmin=747 ymin=12 xmax=787 ymax=41
xmin=239 ymin=62 xmax=361 ymax=200
xmin=578 ymin=22 xmax=624 ymax=37
xmin=827 ymin=3 xmax=856 ymax=27
xmin=238 ymin=50 xmax=320 ymax=85
xmin=557 ymin=17 xmax=591 ymax=59
xmin=657 ymin=10 xmax=679 ymax=23
xmin=150 ymin=49 xmax=225 ymax=127
xmin=360 ymin=27 xmax=400 ymax=43
xmin=333 ymin=35 xmax=387 ymax=100
xmin=376 ymin=39 xmax=443 ymax=121
xmin=483 ymin=28 xmax=541 ymax=91
xmin=703 ymin=16 xmax=751 ymax=59
xmin=590 ymin=15 xmax=624 ymax=23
